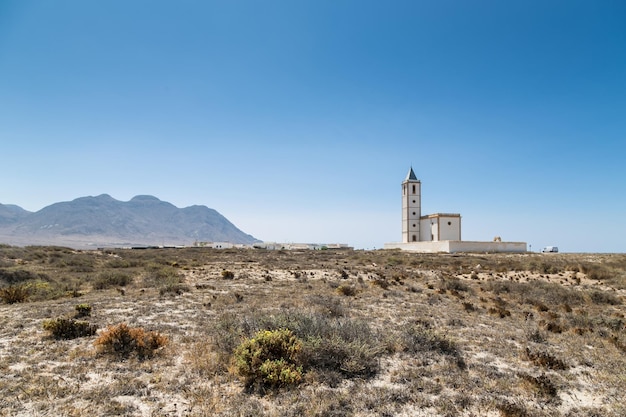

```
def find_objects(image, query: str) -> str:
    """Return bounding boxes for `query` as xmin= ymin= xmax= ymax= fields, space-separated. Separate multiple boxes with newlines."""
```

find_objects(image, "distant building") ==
xmin=385 ymin=167 xmax=526 ymax=253
xmin=253 ymin=242 xmax=352 ymax=251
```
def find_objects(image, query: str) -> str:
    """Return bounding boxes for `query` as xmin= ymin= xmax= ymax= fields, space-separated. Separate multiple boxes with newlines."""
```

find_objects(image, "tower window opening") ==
xmin=448 ymin=221 xmax=452 ymax=226
xmin=412 ymin=235 xmax=417 ymax=242
xmin=412 ymin=185 xmax=416 ymax=194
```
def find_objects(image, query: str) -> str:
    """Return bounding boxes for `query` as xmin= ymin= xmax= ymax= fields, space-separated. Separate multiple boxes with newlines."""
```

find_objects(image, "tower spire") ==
xmin=405 ymin=166 xmax=418 ymax=182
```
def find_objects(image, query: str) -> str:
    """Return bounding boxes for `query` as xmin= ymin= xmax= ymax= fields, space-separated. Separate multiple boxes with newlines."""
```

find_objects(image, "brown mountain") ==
xmin=0 ymin=194 xmax=260 ymax=248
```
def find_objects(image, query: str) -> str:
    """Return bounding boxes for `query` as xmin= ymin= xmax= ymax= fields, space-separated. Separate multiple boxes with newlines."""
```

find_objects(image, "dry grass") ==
xmin=0 ymin=246 xmax=624 ymax=416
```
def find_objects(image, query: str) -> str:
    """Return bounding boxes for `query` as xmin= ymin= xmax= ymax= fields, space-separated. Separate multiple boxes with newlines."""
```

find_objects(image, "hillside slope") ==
xmin=0 ymin=195 xmax=259 ymax=247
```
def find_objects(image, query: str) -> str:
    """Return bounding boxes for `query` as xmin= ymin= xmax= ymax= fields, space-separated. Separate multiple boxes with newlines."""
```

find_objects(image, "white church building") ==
xmin=384 ymin=167 xmax=526 ymax=253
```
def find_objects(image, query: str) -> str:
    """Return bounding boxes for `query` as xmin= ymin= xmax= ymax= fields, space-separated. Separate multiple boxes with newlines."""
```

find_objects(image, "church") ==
xmin=384 ymin=167 xmax=526 ymax=253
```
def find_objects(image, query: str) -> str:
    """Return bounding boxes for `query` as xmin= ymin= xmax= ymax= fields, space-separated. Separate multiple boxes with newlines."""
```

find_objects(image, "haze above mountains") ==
xmin=0 ymin=194 xmax=259 ymax=249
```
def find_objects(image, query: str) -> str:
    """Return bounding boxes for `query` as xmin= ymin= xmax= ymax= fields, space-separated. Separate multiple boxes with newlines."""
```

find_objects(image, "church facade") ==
xmin=385 ymin=167 xmax=526 ymax=253
xmin=401 ymin=167 xmax=461 ymax=243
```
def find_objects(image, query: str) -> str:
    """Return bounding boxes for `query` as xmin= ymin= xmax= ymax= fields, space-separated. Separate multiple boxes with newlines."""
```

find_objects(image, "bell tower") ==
xmin=402 ymin=167 xmax=421 ymax=243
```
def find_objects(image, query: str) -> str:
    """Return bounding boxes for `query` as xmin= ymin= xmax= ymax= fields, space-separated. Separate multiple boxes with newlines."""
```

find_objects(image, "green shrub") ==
xmin=94 ymin=323 xmax=168 ymax=359
xmin=43 ymin=318 xmax=97 ymax=340
xmin=93 ymin=272 xmax=133 ymax=290
xmin=75 ymin=303 xmax=92 ymax=317
xmin=589 ymin=290 xmax=621 ymax=305
xmin=0 ymin=268 xmax=51 ymax=285
xmin=0 ymin=285 xmax=29 ymax=304
xmin=224 ymin=310 xmax=383 ymax=380
xmin=234 ymin=328 xmax=303 ymax=392
xmin=143 ymin=264 xmax=182 ymax=288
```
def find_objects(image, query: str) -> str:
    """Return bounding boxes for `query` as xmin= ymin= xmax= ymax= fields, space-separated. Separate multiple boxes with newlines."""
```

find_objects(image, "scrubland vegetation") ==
xmin=0 ymin=244 xmax=624 ymax=416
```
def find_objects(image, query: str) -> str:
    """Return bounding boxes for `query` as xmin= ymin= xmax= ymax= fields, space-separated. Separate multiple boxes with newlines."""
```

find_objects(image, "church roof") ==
xmin=404 ymin=167 xmax=418 ymax=181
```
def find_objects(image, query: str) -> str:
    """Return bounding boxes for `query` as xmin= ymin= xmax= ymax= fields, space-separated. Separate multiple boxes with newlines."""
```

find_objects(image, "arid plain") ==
xmin=1 ymin=246 xmax=624 ymax=416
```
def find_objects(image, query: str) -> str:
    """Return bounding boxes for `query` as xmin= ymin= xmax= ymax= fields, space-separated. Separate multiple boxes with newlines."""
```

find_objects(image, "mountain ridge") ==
xmin=0 ymin=195 xmax=260 ymax=248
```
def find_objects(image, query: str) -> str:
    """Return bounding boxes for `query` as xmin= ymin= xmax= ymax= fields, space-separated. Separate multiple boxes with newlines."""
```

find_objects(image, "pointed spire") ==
xmin=404 ymin=166 xmax=418 ymax=182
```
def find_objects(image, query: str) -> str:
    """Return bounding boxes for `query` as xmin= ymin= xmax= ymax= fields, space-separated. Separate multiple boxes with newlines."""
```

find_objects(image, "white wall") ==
xmin=438 ymin=216 xmax=461 ymax=241
xmin=384 ymin=241 xmax=527 ymax=253
xmin=419 ymin=215 xmax=461 ymax=241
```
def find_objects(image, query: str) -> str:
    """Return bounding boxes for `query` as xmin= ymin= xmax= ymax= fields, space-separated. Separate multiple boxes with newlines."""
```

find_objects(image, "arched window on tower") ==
xmin=412 ymin=185 xmax=416 ymax=194
xmin=412 ymin=235 xmax=417 ymax=242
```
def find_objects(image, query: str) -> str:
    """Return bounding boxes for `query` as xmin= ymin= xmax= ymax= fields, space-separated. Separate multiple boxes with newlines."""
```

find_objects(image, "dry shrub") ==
xmin=526 ymin=328 xmax=547 ymax=344
xmin=186 ymin=342 xmax=226 ymax=376
xmin=0 ymin=284 xmax=29 ymax=303
xmin=371 ymin=277 xmax=390 ymax=290
xmin=308 ymin=295 xmax=346 ymax=317
xmin=523 ymin=347 xmax=567 ymax=370
xmin=401 ymin=321 xmax=465 ymax=368
xmin=496 ymin=400 xmax=529 ymax=417
xmin=519 ymin=372 xmax=558 ymax=399
xmin=589 ymin=290 xmax=621 ymax=305
xmin=94 ymin=323 xmax=168 ymax=359
xmin=221 ymin=269 xmax=235 ymax=279
xmin=608 ymin=334 xmax=626 ymax=353
xmin=543 ymin=320 xmax=565 ymax=334
xmin=580 ymin=263 xmax=613 ymax=281
xmin=336 ymin=284 xmax=357 ymax=296
xmin=43 ymin=318 xmax=97 ymax=339
xmin=439 ymin=277 xmax=469 ymax=292
xmin=462 ymin=302 xmax=475 ymax=312
xmin=488 ymin=306 xmax=511 ymax=318
xmin=159 ymin=283 xmax=191 ymax=296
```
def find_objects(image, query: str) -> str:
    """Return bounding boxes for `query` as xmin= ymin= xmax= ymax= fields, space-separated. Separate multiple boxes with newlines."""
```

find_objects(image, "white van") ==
xmin=542 ymin=246 xmax=558 ymax=253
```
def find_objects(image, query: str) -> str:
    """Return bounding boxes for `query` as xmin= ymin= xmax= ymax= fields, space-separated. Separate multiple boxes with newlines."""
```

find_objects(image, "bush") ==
xmin=0 ymin=269 xmax=47 ymax=285
xmin=589 ymin=290 xmax=621 ymax=305
xmin=336 ymin=284 xmax=357 ymax=296
xmin=252 ymin=311 xmax=382 ymax=378
xmin=580 ymin=263 xmax=613 ymax=281
xmin=159 ymin=283 xmax=191 ymax=296
xmin=221 ymin=269 xmax=235 ymax=280
xmin=523 ymin=347 xmax=567 ymax=370
xmin=93 ymin=272 xmax=133 ymax=290
xmin=143 ymin=264 xmax=181 ymax=287
xmin=401 ymin=321 xmax=465 ymax=368
xmin=519 ymin=372 xmax=558 ymax=399
xmin=0 ymin=285 xmax=29 ymax=304
xmin=234 ymin=328 xmax=304 ymax=392
xmin=75 ymin=303 xmax=92 ymax=318
xmin=94 ymin=323 xmax=168 ymax=359
xmin=43 ymin=318 xmax=97 ymax=340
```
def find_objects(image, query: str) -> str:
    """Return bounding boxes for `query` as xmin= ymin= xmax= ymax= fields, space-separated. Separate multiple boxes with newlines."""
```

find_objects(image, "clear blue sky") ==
xmin=1 ymin=1 xmax=625 ymax=252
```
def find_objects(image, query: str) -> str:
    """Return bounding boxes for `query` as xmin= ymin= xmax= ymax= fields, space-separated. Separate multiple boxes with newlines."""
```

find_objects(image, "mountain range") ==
xmin=0 ymin=194 xmax=260 ymax=248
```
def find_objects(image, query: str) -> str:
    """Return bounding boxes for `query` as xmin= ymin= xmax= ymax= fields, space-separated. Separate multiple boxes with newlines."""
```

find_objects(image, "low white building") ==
xmin=253 ymin=242 xmax=353 ymax=251
xmin=385 ymin=167 xmax=526 ymax=253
